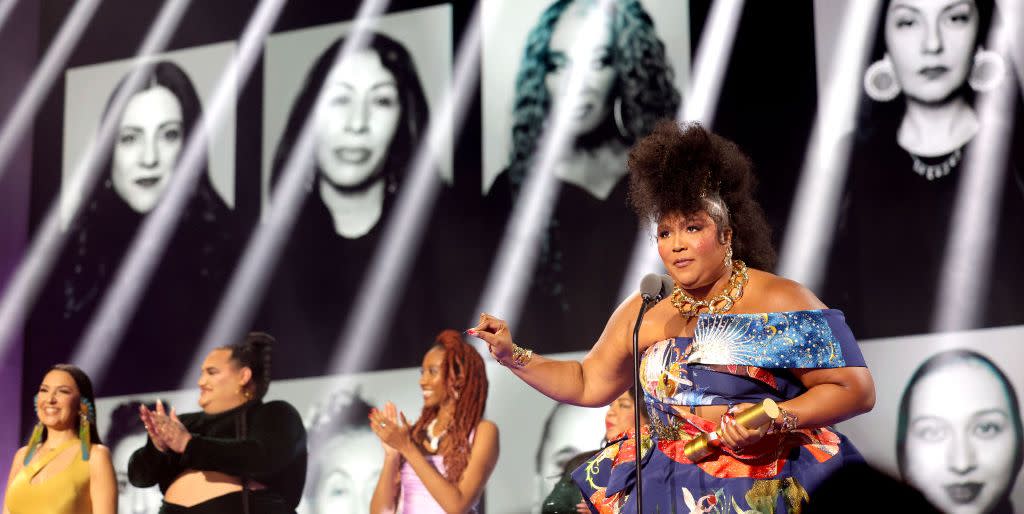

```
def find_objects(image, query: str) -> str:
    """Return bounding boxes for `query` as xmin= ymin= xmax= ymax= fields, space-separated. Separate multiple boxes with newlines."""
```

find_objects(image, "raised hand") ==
xmin=159 ymin=407 xmax=192 ymax=454
xmin=138 ymin=403 xmax=167 ymax=453
xmin=468 ymin=313 xmax=515 ymax=364
xmin=141 ymin=400 xmax=191 ymax=454
xmin=369 ymin=402 xmax=413 ymax=456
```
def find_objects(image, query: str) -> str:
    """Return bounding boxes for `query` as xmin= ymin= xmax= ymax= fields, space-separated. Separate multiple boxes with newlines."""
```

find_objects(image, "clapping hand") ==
xmin=139 ymin=400 xmax=192 ymax=454
xmin=138 ymin=402 xmax=167 ymax=453
xmin=369 ymin=401 xmax=413 ymax=456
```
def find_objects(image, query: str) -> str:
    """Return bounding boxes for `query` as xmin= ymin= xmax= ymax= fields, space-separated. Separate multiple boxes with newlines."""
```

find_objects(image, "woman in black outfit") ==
xmin=127 ymin=332 xmax=307 ymax=514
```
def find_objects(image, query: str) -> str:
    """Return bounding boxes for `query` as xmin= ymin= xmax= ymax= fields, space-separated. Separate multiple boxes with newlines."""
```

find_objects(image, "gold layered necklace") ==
xmin=670 ymin=260 xmax=748 ymax=318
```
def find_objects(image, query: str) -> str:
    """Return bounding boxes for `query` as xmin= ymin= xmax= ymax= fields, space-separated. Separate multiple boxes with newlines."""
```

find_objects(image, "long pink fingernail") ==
xmin=466 ymin=329 xmax=477 ymax=336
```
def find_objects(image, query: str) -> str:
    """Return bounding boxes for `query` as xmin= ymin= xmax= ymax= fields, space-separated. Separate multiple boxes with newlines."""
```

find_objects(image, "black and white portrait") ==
xmin=823 ymin=0 xmax=1024 ymax=338
xmin=480 ymin=0 xmax=690 ymax=353
xmin=897 ymin=350 xmax=1023 ymax=514
xmin=482 ymin=0 xmax=689 ymax=194
xmin=258 ymin=5 xmax=454 ymax=377
xmin=533 ymin=402 xmax=607 ymax=513
xmin=60 ymin=43 xmax=236 ymax=224
xmin=106 ymin=401 xmax=165 ymax=514
xmin=26 ymin=42 xmax=243 ymax=396
xmin=836 ymin=326 xmax=1024 ymax=514
xmin=301 ymin=389 xmax=382 ymax=514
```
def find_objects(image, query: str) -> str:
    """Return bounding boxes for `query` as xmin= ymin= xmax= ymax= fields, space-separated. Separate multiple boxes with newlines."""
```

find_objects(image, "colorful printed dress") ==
xmin=573 ymin=310 xmax=867 ymax=514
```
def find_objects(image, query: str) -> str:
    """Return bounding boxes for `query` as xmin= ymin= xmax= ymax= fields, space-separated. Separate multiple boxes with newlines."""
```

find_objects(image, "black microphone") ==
xmin=631 ymin=273 xmax=670 ymax=512
xmin=640 ymin=273 xmax=674 ymax=304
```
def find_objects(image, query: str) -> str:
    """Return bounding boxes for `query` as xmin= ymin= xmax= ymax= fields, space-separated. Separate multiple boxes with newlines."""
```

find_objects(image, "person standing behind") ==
xmin=541 ymin=388 xmax=648 ymax=514
xmin=369 ymin=330 xmax=499 ymax=514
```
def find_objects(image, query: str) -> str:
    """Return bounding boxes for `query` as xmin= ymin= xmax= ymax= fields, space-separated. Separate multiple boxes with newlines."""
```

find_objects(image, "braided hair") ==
xmin=410 ymin=330 xmax=489 ymax=483
xmin=220 ymin=332 xmax=274 ymax=400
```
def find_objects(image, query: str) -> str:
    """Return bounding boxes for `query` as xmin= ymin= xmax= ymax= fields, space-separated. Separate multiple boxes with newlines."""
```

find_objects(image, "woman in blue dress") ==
xmin=471 ymin=120 xmax=875 ymax=513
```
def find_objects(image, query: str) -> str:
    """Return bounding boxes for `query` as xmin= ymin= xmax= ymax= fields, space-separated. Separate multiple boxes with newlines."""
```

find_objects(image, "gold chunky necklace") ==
xmin=670 ymin=260 xmax=748 ymax=318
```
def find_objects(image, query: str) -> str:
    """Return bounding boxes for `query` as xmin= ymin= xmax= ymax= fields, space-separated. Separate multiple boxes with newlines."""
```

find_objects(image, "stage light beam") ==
xmin=72 ymin=0 xmax=288 ymax=385
xmin=328 ymin=4 xmax=489 ymax=375
xmin=0 ymin=0 xmax=192 ymax=362
xmin=932 ymin=17 xmax=1018 ymax=332
xmin=616 ymin=0 xmax=743 ymax=301
xmin=472 ymin=0 xmax=619 ymax=345
xmin=182 ymin=0 xmax=393 ymax=388
xmin=776 ymin=0 xmax=881 ymax=290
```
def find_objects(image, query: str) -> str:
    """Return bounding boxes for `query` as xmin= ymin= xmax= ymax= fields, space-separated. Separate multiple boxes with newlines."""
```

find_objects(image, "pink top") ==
xmin=398 ymin=432 xmax=478 ymax=514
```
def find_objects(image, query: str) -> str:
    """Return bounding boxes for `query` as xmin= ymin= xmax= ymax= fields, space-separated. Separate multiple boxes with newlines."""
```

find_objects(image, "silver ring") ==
xmin=380 ymin=422 xmax=386 ymax=427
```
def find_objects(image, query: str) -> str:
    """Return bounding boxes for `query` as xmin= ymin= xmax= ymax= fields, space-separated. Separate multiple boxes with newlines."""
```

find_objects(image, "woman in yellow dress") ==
xmin=3 ymin=364 xmax=116 ymax=514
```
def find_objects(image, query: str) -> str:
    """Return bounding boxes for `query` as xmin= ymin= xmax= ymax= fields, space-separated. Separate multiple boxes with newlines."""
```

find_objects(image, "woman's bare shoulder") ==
xmin=88 ymin=444 xmax=111 ymax=459
xmin=594 ymin=291 xmax=646 ymax=349
xmin=475 ymin=419 xmax=498 ymax=434
xmin=88 ymin=444 xmax=114 ymax=474
xmin=745 ymin=269 xmax=826 ymax=312
xmin=10 ymin=445 xmax=28 ymax=463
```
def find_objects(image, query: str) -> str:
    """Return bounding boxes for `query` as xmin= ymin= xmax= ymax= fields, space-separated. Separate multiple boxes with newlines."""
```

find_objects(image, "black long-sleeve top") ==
xmin=128 ymin=400 xmax=307 ymax=510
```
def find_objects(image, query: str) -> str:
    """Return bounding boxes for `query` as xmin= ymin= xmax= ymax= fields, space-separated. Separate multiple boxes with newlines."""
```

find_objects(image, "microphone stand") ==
xmin=631 ymin=296 xmax=656 ymax=514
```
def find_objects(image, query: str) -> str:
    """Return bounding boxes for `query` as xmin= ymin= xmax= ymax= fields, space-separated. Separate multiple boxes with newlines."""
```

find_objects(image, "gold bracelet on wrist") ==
xmin=506 ymin=343 xmax=533 ymax=369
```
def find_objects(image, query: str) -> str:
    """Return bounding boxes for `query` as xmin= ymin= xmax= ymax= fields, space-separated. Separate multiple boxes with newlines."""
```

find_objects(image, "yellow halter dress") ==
xmin=4 ymin=439 xmax=92 ymax=514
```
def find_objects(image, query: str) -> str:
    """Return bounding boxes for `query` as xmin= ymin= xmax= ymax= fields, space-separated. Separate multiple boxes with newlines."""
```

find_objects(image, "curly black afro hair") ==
xmin=628 ymin=120 xmax=776 ymax=270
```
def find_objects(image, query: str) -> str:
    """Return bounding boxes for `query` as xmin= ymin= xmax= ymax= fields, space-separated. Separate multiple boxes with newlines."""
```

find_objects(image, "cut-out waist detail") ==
xmin=165 ymin=470 xmax=266 ymax=507
xmin=686 ymin=404 xmax=730 ymax=423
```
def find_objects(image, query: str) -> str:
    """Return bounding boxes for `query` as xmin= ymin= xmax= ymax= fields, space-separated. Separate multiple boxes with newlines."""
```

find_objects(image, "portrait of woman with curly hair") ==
xmin=481 ymin=0 xmax=687 ymax=353
xmin=498 ymin=0 xmax=681 ymax=192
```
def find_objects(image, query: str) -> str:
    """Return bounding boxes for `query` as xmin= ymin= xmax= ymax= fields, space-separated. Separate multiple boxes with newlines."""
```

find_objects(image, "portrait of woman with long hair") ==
xmin=258 ymin=28 xmax=447 ymax=376
xmin=27 ymin=59 xmax=242 ymax=395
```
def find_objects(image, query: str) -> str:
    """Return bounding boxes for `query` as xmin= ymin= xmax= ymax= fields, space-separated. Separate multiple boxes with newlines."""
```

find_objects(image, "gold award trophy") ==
xmin=683 ymin=398 xmax=781 ymax=461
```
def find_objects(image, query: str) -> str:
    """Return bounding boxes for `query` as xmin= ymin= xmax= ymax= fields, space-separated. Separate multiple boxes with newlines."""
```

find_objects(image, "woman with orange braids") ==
xmin=369 ymin=330 xmax=499 ymax=514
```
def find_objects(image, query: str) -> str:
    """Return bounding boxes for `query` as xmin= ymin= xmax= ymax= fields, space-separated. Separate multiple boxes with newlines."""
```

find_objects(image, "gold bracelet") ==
xmin=507 ymin=343 xmax=533 ymax=369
